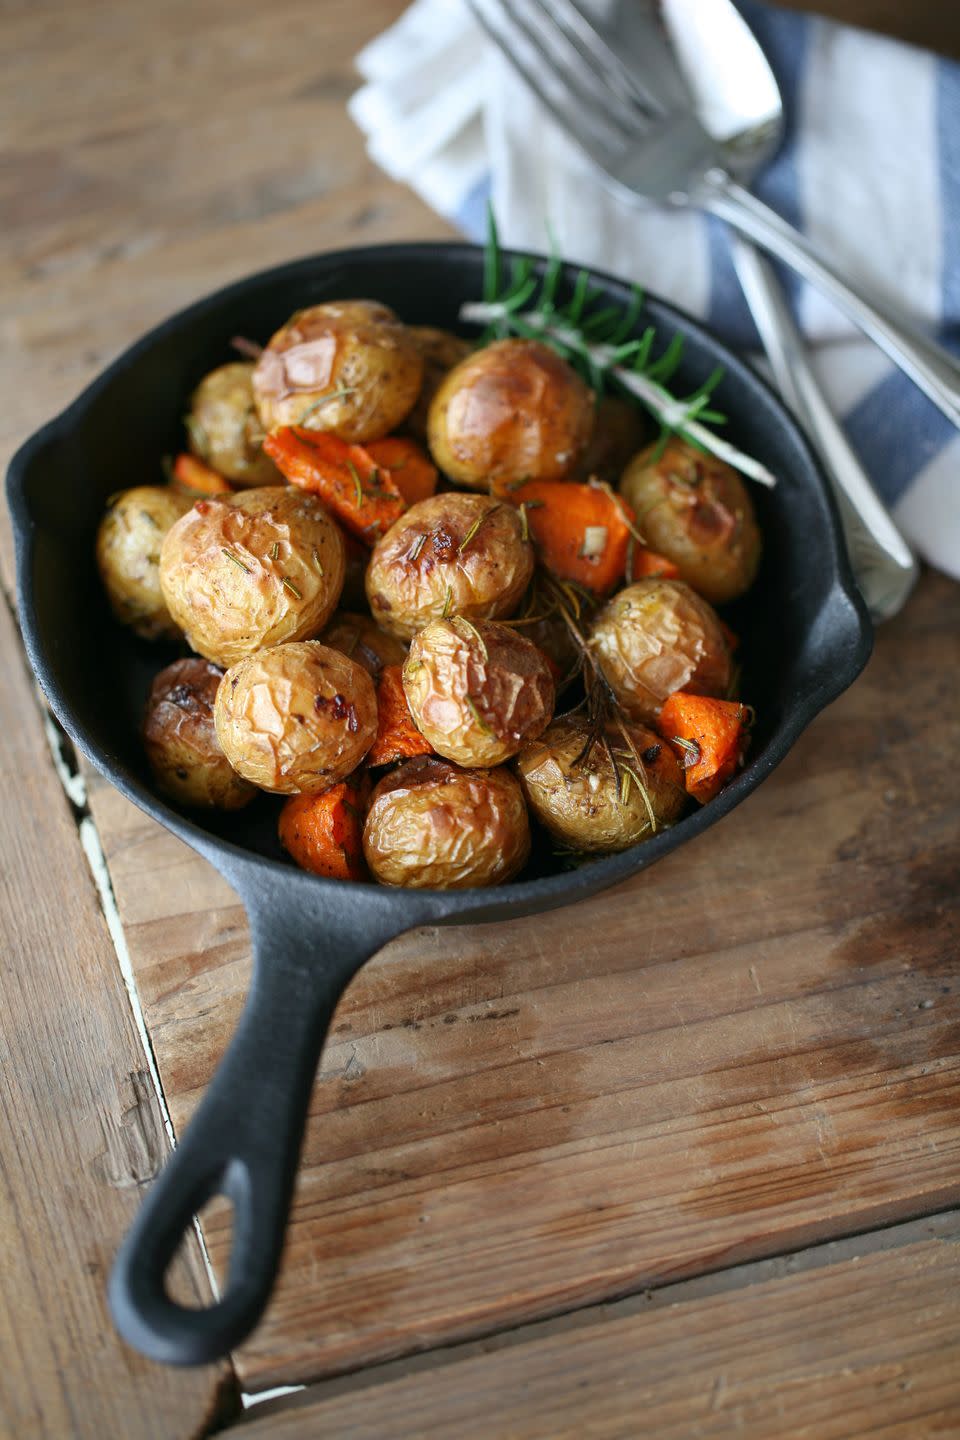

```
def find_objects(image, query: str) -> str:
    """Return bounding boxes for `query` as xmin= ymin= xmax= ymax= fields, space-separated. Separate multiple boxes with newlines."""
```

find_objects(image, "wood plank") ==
xmin=238 ymin=1224 xmax=960 ymax=1438
xmin=0 ymin=593 xmax=229 ymax=1437
xmin=85 ymin=570 xmax=960 ymax=1390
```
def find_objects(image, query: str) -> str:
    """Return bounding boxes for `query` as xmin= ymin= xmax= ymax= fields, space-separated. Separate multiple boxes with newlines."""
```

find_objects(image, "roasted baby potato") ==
xmin=403 ymin=617 xmax=555 ymax=767
xmin=590 ymin=578 xmax=732 ymax=723
xmin=252 ymin=300 xmax=423 ymax=442
xmin=143 ymin=657 xmax=256 ymax=810
xmin=427 ymin=338 xmax=594 ymax=489
xmin=365 ymin=492 xmax=534 ymax=640
xmin=214 ymin=641 xmax=377 ymax=794
xmin=516 ymin=714 xmax=685 ymax=852
xmin=186 ymin=362 xmax=279 ymax=487
xmin=620 ymin=437 xmax=761 ymax=603
xmin=574 ymin=394 xmax=649 ymax=482
xmin=404 ymin=326 xmax=472 ymax=442
xmin=363 ymin=757 xmax=530 ymax=888
xmin=321 ymin=611 xmax=408 ymax=677
xmin=159 ymin=486 xmax=345 ymax=667
xmin=96 ymin=485 xmax=194 ymax=640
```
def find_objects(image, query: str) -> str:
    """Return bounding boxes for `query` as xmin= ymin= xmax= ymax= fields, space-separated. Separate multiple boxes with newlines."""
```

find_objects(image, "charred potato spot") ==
xmin=574 ymin=393 xmax=649 ymax=482
xmin=96 ymin=485 xmax=193 ymax=640
xmin=321 ymin=611 xmax=408 ymax=677
xmin=143 ymin=658 xmax=256 ymax=810
xmin=363 ymin=757 xmax=530 ymax=888
xmin=186 ymin=362 xmax=280 ymax=487
xmin=516 ymin=714 xmax=686 ymax=853
xmin=620 ymin=436 xmax=761 ymax=603
xmin=365 ymin=492 xmax=534 ymax=641
xmin=427 ymin=338 xmax=594 ymax=489
xmin=589 ymin=578 xmax=732 ymax=724
xmin=159 ymin=485 xmax=345 ymax=667
xmin=214 ymin=641 xmax=377 ymax=794
xmin=252 ymin=300 xmax=424 ymax=443
xmin=403 ymin=618 xmax=554 ymax=767
xmin=405 ymin=326 xmax=472 ymax=442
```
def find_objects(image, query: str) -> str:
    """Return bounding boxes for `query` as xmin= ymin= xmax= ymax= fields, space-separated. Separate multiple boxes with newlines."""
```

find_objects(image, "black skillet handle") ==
xmin=108 ymin=885 xmax=409 ymax=1366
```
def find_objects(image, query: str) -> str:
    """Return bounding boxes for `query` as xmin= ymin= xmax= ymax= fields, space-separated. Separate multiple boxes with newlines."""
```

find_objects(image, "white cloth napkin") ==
xmin=350 ymin=0 xmax=960 ymax=579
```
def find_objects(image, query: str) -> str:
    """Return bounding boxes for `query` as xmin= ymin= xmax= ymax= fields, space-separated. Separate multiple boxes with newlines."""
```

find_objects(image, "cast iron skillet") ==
xmin=6 ymin=242 xmax=871 ymax=1366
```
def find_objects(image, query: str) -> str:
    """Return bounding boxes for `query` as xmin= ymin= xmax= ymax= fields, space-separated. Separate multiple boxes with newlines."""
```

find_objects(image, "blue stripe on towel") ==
xmin=844 ymin=55 xmax=960 ymax=507
xmin=707 ymin=3 xmax=811 ymax=348
xmin=937 ymin=56 xmax=960 ymax=348
xmin=455 ymin=173 xmax=493 ymax=243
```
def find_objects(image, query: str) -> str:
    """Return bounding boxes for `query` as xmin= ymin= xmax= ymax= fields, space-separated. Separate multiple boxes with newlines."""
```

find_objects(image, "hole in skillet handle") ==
xmin=108 ymin=877 xmax=423 ymax=1366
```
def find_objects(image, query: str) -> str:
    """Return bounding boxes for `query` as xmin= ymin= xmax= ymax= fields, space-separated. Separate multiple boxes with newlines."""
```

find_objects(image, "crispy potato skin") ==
xmin=363 ymin=757 xmax=530 ymax=888
xmin=427 ymin=338 xmax=594 ymax=489
xmin=321 ymin=611 xmax=408 ymax=677
xmin=252 ymin=300 xmax=423 ymax=442
xmin=187 ymin=362 xmax=279 ymax=486
xmin=366 ymin=492 xmax=534 ymax=640
xmin=143 ymin=658 xmax=256 ymax=810
xmin=574 ymin=394 xmax=649 ymax=482
xmin=96 ymin=485 xmax=193 ymax=640
xmin=590 ymin=579 xmax=732 ymax=723
xmin=516 ymin=715 xmax=685 ymax=853
xmin=214 ymin=641 xmax=377 ymax=794
xmin=620 ymin=437 xmax=761 ymax=603
xmin=403 ymin=618 xmax=554 ymax=767
xmin=159 ymin=486 xmax=345 ymax=667
xmin=404 ymin=326 xmax=471 ymax=442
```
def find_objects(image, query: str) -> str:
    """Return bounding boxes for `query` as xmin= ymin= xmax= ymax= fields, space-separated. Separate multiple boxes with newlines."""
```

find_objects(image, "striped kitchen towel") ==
xmin=350 ymin=0 xmax=960 ymax=579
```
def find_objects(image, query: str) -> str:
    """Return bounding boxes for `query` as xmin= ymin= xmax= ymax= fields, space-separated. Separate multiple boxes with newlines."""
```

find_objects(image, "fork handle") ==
xmin=730 ymin=235 xmax=918 ymax=623
xmin=698 ymin=172 xmax=960 ymax=433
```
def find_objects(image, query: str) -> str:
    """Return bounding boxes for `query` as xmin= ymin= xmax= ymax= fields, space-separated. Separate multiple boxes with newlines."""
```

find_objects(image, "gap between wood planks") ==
xmin=233 ymin=1206 xmax=960 ymax=1431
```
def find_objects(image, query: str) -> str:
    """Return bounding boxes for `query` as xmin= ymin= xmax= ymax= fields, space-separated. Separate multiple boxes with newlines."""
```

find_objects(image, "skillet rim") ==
xmin=5 ymin=240 xmax=873 ymax=923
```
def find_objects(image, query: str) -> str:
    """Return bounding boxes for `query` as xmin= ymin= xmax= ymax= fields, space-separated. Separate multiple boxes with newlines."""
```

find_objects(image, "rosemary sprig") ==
xmin=298 ymin=386 xmax=358 ymax=428
xmin=460 ymin=209 xmax=776 ymax=489
xmin=221 ymin=547 xmax=251 ymax=573
xmin=458 ymin=505 xmax=499 ymax=556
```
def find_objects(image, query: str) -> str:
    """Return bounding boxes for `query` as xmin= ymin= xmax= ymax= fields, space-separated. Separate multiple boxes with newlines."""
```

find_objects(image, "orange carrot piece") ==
xmin=494 ymin=479 xmax=632 ymax=595
xmin=368 ymin=665 xmax=433 ymax=767
xmin=171 ymin=453 xmax=233 ymax=496
xmin=278 ymin=780 xmax=367 ymax=880
xmin=366 ymin=436 xmax=438 ymax=506
xmin=657 ymin=691 xmax=748 ymax=804
xmin=263 ymin=427 xmax=406 ymax=543
xmin=630 ymin=543 xmax=680 ymax=581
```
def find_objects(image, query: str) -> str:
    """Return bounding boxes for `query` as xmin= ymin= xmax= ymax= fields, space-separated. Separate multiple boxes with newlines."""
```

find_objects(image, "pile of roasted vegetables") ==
xmin=96 ymin=290 xmax=764 ymax=890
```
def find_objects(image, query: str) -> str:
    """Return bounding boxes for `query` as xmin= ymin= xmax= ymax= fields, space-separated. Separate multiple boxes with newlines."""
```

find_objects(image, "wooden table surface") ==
xmin=3 ymin=2 xmax=959 ymax=1436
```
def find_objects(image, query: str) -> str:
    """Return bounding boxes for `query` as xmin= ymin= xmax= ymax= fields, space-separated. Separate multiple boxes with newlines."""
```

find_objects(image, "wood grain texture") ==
xmin=0 ymin=593 xmax=228 ymax=1439
xmin=85 ymin=570 xmax=960 ymax=1391
xmin=0 ymin=0 xmax=451 ymax=599
xmin=238 ymin=1229 xmax=960 ymax=1438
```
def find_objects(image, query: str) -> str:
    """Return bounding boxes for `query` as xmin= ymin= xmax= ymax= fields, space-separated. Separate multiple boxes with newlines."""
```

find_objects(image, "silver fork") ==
xmin=467 ymin=0 xmax=960 ymax=433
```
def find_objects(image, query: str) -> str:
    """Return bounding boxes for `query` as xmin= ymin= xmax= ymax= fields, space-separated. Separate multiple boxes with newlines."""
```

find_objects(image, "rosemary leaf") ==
xmin=281 ymin=576 xmax=302 ymax=599
xmin=221 ymin=547 xmax=251 ymax=573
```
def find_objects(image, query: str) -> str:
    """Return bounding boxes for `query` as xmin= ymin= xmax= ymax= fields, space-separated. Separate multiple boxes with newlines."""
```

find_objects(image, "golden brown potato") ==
xmin=321 ymin=611 xmax=408 ymax=677
xmin=363 ymin=757 xmax=530 ymax=888
xmin=365 ymin=492 xmax=534 ymax=641
xmin=96 ymin=485 xmax=193 ymax=640
xmin=143 ymin=658 xmax=256 ymax=810
xmin=427 ymin=338 xmax=594 ymax=489
xmin=516 ymin=714 xmax=686 ymax=853
xmin=252 ymin=300 xmax=423 ymax=442
xmin=159 ymin=486 xmax=345 ymax=667
xmin=403 ymin=618 xmax=555 ymax=767
xmin=186 ymin=362 xmax=280 ymax=487
xmin=620 ymin=437 xmax=761 ymax=603
xmin=404 ymin=326 xmax=472 ymax=442
xmin=574 ymin=393 xmax=649 ymax=482
xmin=214 ymin=641 xmax=377 ymax=794
xmin=589 ymin=579 xmax=732 ymax=723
